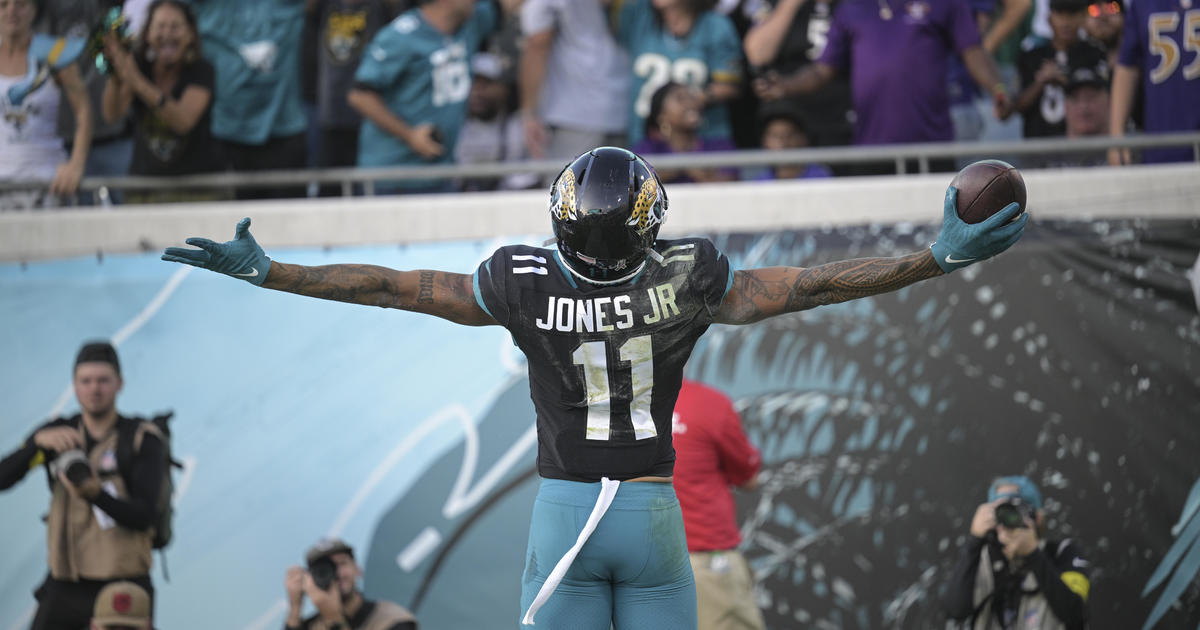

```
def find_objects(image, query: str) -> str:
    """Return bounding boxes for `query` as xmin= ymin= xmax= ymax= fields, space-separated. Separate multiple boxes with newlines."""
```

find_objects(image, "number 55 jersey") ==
xmin=473 ymin=239 xmax=733 ymax=482
xmin=1117 ymin=0 xmax=1200 ymax=164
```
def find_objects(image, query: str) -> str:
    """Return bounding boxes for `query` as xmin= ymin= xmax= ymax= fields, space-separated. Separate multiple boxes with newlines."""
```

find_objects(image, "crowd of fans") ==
xmin=0 ymin=0 xmax=1195 ymax=207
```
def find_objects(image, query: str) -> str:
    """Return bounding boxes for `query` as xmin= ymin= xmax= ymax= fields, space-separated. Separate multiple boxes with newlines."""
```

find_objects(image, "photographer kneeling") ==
xmin=285 ymin=538 xmax=417 ymax=630
xmin=942 ymin=476 xmax=1090 ymax=630
xmin=0 ymin=342 xmax=165 ymax=630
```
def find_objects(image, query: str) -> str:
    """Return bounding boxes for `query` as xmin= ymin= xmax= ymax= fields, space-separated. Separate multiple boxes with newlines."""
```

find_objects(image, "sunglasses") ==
xmin=1088 ymin=1 xmax=1121 ymax=16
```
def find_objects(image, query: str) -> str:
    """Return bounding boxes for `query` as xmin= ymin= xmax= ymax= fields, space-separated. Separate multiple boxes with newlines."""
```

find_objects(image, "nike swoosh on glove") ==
xmin=161 ymin=217 xmax=272 ymax=285
xmin=930 ymin=187 xmax=1028 ymax=273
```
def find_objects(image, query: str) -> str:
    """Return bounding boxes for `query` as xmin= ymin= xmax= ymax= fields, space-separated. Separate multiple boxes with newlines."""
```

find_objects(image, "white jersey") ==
xmin=0 ymin=71 xmax=67 ymax=182
xmin=520 ymin=0 xmax=629 ymax=134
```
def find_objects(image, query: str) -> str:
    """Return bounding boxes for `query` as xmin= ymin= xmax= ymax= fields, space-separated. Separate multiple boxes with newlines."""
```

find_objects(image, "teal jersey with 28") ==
xmin=612 ymin=0 xmax=742 ymax=145
xmin=353 ymin=3 xmax=498 ymax=169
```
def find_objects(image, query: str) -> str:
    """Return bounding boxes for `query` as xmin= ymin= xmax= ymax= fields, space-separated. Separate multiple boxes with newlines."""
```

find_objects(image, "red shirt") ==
xmin=672 ymin=380 xmax=762 ymax=552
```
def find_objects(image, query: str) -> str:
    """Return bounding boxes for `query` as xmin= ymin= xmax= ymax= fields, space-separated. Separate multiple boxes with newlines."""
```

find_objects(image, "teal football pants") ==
xmin=520 ymin=478 xmax=697 ymax=629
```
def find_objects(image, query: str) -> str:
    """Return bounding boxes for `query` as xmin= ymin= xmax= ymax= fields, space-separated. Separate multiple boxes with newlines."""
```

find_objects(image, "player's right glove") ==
xmin=161 ymin=217 xmax=272 ymax=285
xmin=930 ymin=187 xmax=1028 ymax=273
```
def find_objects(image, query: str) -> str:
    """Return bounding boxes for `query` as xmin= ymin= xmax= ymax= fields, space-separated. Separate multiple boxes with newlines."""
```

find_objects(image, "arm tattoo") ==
xmin=417 ymin=271 xmax=435 ymax=304
xmin=265 ymin=263 xmax=491 ymax=325
xmin=786 ymin=251 xmax=942 ymax=310
xmin=722 ymin=251 xmax=943 ymax=324
xmin=268 ymin=263 xmax=404 ymax=308
xmin=437 ymin=271 xmax=475 ymax=306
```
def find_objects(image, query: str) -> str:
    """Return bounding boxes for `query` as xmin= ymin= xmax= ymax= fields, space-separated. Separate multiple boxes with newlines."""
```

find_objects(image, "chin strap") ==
xmin=554 ymin=250 xmax=647 ymax=286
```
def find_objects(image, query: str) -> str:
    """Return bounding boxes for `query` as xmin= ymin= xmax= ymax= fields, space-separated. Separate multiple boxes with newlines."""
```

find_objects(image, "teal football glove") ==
xmin=161 ymin=217 xmax=271 ymax=285
xmin=930 ymin=187 xmax=1028 ymax=273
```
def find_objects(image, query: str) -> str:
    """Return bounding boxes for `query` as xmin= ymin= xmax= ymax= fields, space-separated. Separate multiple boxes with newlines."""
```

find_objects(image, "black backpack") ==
xmin=115 ymin=411 xmax=181 ymax=552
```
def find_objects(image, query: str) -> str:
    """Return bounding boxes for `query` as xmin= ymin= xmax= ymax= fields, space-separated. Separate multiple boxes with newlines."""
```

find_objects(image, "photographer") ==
xmin=0 ymin=341 xmax=165 ymax=630
xmin=285 ymin=538 xmax=417 ymax=630
xmin=942 ymin=475 xmax=1090 ymax=630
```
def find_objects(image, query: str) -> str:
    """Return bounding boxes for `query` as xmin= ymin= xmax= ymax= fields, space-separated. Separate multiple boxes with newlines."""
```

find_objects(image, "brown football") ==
xmin=950 ymin=159 xmax=1027 ymax=224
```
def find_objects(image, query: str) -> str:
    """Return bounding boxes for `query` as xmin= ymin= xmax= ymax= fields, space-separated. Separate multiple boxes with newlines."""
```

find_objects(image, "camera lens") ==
xmin=995 ymin=501 xmax=1028 ymax=528
xmin=65 ymin=460 xmax=92 ymax=485
xmin=309 ymin=557 xmax=337 ymax=591
xmin=52 ymin=450 xmax=93 ymax=486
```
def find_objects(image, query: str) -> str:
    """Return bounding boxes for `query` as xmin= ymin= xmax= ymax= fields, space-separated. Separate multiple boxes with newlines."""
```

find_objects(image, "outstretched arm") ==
xmin=263 ymin=263 xmax=492 ymax=326
xmin=162 ymin=218 xmax=495 ymax=326
xmin=716 ymin=250 xmax=942 ymax=324
xmin=717 ymin=187 xmax=1028 ymax=325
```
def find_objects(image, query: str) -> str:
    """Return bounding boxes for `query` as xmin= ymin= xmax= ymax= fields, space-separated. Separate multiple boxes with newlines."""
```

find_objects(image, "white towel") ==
xmin=521 ymin=477 xmax=621 ymax=625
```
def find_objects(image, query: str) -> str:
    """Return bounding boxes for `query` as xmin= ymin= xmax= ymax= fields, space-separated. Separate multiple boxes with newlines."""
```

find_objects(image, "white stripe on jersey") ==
xmin=660 ymin=243 xmax=697 ymax=264
xmin=513 ymin=267 xmax=548 ymax=275
xmin=512 ymin=254 xmax=547 ymax=263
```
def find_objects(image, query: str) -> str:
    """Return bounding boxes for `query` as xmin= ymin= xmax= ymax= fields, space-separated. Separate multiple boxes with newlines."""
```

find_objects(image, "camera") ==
xmin=50 ymin=449 xmax=93 ymax=486
xmin=994 ymin=497 xmax=1036 ymax=529
xmin=309 ymin=556 xmax=338 ymax=591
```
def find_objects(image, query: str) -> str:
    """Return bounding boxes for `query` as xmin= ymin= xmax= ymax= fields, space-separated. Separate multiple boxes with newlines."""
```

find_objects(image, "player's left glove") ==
xmin=160 ymin=217 xmax=271 ymax=285
xmin=930 ymin=187 xmax=1027 ymax=273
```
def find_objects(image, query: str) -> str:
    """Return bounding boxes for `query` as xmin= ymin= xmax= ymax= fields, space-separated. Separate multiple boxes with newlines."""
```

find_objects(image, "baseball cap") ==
xmin=305 ymin=537 xmax=354 ymax=567
xmin=75 ymin=340 xmax=121 ymax=375
xmin=1065 ymin=44 xmax=1111 ymax=93
xmin=1049 ymin=0 xmax=1089 ymax=12
xmin=92 ymin=581 xmax=151 ymax=628
xmin=988 ymin=475 xmax=1043 ymax=509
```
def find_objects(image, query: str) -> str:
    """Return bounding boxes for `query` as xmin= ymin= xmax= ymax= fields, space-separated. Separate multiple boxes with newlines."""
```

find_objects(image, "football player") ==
xmin=161 ymin=146 xmax=1026 ymax=629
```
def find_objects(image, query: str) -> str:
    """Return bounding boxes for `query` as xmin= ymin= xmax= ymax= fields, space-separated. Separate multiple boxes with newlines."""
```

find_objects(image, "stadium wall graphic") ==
xmin=1 ymin=218 xmax=1197 ymax=630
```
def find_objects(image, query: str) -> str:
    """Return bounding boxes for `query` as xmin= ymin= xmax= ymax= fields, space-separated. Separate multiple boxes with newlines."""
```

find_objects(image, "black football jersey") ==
xmin=473 ymin=238 xmax=733 ymax=482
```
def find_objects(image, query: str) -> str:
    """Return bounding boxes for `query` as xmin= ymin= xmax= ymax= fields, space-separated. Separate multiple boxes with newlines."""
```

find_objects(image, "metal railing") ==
xmin=1 ymin=131 xmax=1197 ymax=196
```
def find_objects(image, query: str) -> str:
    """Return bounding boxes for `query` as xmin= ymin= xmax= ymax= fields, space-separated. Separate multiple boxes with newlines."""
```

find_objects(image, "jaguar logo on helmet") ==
xmin=626 ymin=178 xmax=664 ymax=234
xmin=549 ymin=167 xmax=578 ymax=222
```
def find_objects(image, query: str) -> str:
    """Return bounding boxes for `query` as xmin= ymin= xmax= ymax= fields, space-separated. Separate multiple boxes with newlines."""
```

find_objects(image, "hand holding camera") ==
xmin=285 ymin=558 xmax=345 ymax=625
xmin=285 ymin=565 xmax=306 ymax=609
xmin=33 ymin=426 xmax=83 ymax=454
xmin=51 ymin=450 xmax=101 ymax=500
xmin=303 ymin=560 xmax=345 ymax=625
xmin=34 ymin=427 xmax=100 ymax=499
xmin=969 ymin=499 xmax=1002 ymax=537
xmin=973 ymin=497 xmax=1039 ymax=560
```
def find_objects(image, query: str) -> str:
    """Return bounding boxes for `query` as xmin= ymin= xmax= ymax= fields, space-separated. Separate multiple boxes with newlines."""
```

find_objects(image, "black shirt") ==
xmin=753 ymin=0 xmax=854 ymax=147
xmin=129 ymin=57 xmax=223 ymax=176
xmin=0 ymin=415 xmax=165 ymax=531
xmin=1017 ymin=40 xmax=1107 ymax=140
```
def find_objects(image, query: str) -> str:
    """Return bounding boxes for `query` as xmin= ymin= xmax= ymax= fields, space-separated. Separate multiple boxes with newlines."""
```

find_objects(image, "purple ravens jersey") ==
xmin=473 ymin=239 xmax=733 ymax=482
xmin=819 ymin=0 xmax=982 ymax=145
xmin=1118 ymin=0 xmax=1200 ymax=163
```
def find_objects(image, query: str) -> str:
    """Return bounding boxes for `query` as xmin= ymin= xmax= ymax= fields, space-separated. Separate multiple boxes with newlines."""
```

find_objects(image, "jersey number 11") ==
xmin=573 ymin=335 xmax=656 ymax=442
